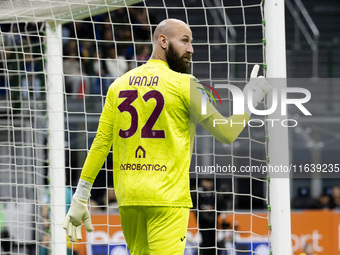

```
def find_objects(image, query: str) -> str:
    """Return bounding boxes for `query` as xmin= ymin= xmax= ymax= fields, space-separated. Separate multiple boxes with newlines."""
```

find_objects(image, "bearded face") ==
xmin=165 ymin=42 xmax=191 ymax=73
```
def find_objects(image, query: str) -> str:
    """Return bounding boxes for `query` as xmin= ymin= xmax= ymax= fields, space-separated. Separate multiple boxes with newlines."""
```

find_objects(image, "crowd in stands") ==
xmin=292 ymin=185 xmax=340 ymax=210
xmin=0 ymin=6 xmax=155 ymax=100
xmin=61 ymin=7 xmax=154 ymax=97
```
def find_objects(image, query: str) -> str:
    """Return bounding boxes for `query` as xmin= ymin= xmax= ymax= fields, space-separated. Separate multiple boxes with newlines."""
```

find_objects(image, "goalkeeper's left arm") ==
xmin=196 ymin=65 xmax=272 ymax=144
xmin=63 ymin=86 xmax=114 ymax=241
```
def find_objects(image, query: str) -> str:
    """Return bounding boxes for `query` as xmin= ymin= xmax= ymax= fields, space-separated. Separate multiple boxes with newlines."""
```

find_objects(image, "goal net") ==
xmin=0 ymin=0 xmax=285 ymax=254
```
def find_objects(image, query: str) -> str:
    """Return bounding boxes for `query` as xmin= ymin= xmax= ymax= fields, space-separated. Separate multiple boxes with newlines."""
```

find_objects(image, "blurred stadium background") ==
xmin=0 ymin=0 xmax=340 ymax=254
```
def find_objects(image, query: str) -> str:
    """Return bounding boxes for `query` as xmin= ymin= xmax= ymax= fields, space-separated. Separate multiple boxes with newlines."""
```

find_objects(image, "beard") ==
xmin=165 ymin=42 xmax=191 ymax=73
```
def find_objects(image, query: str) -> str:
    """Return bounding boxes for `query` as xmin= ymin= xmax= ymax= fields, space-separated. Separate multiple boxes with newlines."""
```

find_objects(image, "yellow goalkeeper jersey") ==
xmin=80 ymin=59 xmax=217 ymax=207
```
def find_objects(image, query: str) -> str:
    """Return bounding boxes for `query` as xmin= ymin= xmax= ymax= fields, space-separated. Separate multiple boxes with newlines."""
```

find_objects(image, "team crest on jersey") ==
xmin=135 ymin=145 xmax=146 ymax=158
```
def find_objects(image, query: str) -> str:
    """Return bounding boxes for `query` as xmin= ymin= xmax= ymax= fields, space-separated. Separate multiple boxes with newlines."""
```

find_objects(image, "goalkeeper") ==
xmin=63 ymin=18 xmax=271 ymax=255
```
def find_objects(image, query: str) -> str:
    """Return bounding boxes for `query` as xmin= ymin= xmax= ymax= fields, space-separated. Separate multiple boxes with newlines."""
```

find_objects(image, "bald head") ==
xmin=152 ymin=19 xmax=190 ymax=42
xmin=151 ymin=18 xmax=193 ymax=73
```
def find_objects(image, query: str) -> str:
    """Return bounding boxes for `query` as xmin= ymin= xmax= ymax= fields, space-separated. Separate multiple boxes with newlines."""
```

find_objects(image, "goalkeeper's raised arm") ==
xmin=63 ymin=18 xmax=271 ymax=254
xmin=194 ymin=64 xmax=271 ymax=144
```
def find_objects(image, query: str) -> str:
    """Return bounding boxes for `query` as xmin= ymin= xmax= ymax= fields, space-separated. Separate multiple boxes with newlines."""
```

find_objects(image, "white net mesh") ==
xmin=0 ymin=0 xmax=270 ymax=254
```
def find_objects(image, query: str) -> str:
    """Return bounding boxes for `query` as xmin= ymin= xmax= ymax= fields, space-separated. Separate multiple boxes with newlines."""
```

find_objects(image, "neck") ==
xmin=150 ymin=50 xmax=166 ymax=63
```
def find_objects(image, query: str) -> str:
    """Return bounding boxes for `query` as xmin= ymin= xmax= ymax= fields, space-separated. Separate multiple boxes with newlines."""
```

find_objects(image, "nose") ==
xmin=187 ymin=43 xmax=194 ymax=54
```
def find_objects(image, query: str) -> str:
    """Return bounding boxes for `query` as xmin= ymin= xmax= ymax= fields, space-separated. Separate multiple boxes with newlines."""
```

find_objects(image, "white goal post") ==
xmin=46 ymin=23 xmax=66 ymax=255
xmin=265 ymin=0 xmax=292 ymax=254
xmin=0 ymin=0 xmax=291 ymax=254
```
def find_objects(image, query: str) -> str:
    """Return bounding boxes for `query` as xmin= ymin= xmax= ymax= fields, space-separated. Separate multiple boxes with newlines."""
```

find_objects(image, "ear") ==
xmin=158 ymin=34 xmax=168 ymax=50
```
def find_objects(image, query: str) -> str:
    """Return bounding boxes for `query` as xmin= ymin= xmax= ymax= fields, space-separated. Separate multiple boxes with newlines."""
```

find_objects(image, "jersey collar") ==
xmin=146 ymin=59 xmax=170 ymax=69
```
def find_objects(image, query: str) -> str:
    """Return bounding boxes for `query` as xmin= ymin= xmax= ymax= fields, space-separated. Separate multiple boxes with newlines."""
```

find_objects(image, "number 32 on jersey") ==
xmin=118 ymin=90 xmax=165 ymax=139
